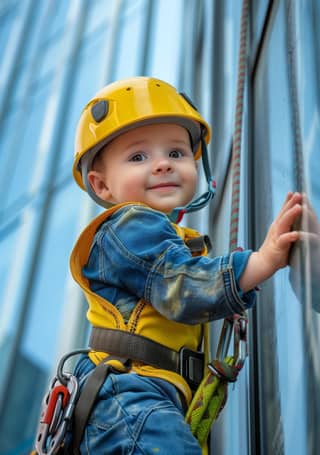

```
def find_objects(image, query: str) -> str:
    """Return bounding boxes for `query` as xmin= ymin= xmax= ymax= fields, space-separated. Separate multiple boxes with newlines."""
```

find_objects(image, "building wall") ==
xmin=0 ymin=1 xmax=319 ymax=454
xmin=249 ymin=2 xmax=320 ymax=454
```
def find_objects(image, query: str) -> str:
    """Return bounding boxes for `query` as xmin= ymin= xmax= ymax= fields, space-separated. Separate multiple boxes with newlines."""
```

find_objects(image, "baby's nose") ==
xmin=154 ymin=159 xmax=173 ymax=173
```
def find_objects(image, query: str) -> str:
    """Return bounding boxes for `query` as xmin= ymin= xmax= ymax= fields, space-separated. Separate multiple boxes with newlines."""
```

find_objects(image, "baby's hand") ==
xmin=240 ymin=192 xmax=302 ymax=292
xmin=258 ymin=192 xmax=302 ymax=271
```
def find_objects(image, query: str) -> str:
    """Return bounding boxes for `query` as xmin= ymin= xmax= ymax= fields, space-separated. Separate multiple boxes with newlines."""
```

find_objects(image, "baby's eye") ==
xmin=169 ymin=149 xmax=184 ymax=158
xmin=129 ymin=153 xmax=147 ymax=162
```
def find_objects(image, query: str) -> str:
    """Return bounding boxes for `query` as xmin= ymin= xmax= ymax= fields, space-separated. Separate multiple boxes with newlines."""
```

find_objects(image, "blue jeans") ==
xmin=74 ymin=356 xmax=201 ymax=454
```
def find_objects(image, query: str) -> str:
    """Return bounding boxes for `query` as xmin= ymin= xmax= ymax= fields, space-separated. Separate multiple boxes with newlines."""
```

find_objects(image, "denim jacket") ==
xmin=83 ymin=204 xmax=255 ymax=324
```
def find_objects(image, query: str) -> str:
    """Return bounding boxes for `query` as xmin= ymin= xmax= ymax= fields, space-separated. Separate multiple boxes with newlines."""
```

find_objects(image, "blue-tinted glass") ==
xmin=43 ymin=0 xmax=69 ymax=42
xmin=0 ymin=221 xmax=19 ymax=313
xmin=0 ymin=4 xmax=16 ymax=60
xmin=35 ymin=36 xmax=63 ymax=82
xmin=4 ymin=80 xmax=52 ymax=210
xmin=298 ymin=1 xmax=320 ymax=212
xmin=251 ymin=0 xmax=271 ymax=56
xmin=0 ymin=344 xmax=47 ymax=453
xmin=17 ymin=1 xmax=46 ymax=68
xmin=10 ymin=1 xmax=77 ymax=97
xmin=0 ymin=108 xmax=19 ymax=213
xmin=114 ymin=0 xmax=149 ymax=79
xmin=32 ymin=2 xmax=85 ymax=86
xmin=57 ymin=30 xmax=111 ymax=176
xmin=294 ymin=1 xmax=320 ymax=314
xmin=148 ymin=0 xmax=183 ymax=84
xmin=253 ymin=1 xmax=320 ymax=453
xmin=21 ymin=182 xmax=84 ymax=369
xmin=83 ymin=0 xmax=116 ymax=37
xmin=209 ymin=2 xmax=250 ymax=454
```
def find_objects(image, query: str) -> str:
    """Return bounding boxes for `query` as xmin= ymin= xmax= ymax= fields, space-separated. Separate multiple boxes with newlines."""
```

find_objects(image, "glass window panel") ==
xmin=83 ymin=0 xmax=114 ymax=37
xmin=57 ymin=30 xmax=111 ymax=177
xmin=252 ymin=2 xmax=320 ymax=453
xmin=293 ymin=1 xmax=320 ymax=317
xmin=113 ymin=0 xmax=149 ymax=79
xmin=31 ymin=2 xmax=80 ymax=86
xmin=0 ymin=346 xmax=47 ymax=453
xmin=251 ymin=0 xmax=272 ymax=57
xmin=0 ymin=186 xmax=85 ymax=453
xmin=297 ymin=1 xmax=320 ymax=213
xmin=4 ymin=80 xmax=51 ymax=211
xmin=0 ymin=220 xmax=19 ymax=313
xmin=0 ymin=108 xmax=19 ymax=213
xmin=35 ymin=36 xmax=63 ymax=83
xmin=0 ymin=4 xmax=16 ymax=59
xmin=8 ymin=61 xmax=29 ymax=105
xmin=147 ymin=0 xmax=183 ymax=84
xmin=43 ymin=0 xmax=69 ymax=42
xmin=9 ymin=3 xmax=59 ymax=105
xmin=17 ymin=1 xmax=46 ymax=68
xmin=21 ymin=181 xmax=84 ymax=369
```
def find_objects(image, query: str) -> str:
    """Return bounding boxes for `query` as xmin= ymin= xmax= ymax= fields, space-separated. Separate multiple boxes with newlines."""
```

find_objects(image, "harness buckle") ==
xmin=179 ymin=347 xmax=205 ymax=390
xmin=35 ymin=373 xmax=79 ymax=455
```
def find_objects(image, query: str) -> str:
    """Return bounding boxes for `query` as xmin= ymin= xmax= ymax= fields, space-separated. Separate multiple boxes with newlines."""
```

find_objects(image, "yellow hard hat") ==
xmin=73 ymin=77 xmax=211 ymax=191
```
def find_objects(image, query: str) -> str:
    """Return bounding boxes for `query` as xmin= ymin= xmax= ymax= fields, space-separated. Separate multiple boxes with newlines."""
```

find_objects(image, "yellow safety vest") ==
xmin=70 ymin=202 xmax=210 ymax=405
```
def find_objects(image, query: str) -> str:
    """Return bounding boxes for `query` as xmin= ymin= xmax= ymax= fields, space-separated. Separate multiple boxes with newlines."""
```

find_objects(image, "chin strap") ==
xmin=169 ymin=136 xmax=216 ymax=224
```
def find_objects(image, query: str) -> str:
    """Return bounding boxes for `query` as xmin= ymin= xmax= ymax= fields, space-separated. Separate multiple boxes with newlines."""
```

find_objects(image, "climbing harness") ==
xmin=32 ymin=332 xmax=207 ymax=455
xmin=185 ymin=0 xmax=250 ymax=449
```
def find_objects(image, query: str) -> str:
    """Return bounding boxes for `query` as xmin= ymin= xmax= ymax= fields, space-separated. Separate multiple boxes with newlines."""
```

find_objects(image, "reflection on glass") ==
xmin=289 ymin=194 xmax=320 ymax=312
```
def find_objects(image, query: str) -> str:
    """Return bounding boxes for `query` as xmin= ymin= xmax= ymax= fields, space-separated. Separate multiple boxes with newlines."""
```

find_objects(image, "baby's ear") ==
xmin=87 ymin=171 xmax=112 ymax=200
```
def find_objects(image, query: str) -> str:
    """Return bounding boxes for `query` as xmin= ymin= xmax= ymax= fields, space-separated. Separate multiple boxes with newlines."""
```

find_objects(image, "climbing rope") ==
xmin=185 ymin=0 xmax=250 ymax=450
xmin=229 ymin=0 xmax=250 ymax=251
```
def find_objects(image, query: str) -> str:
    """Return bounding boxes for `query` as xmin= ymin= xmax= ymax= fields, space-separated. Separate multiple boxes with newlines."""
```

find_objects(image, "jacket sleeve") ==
xmin=85 ymin=205 xmax=256 ymax=324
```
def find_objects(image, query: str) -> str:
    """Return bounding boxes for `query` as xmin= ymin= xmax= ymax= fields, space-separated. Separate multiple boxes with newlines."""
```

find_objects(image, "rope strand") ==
xmin=229 ymin=0 xmax=249 ymax=251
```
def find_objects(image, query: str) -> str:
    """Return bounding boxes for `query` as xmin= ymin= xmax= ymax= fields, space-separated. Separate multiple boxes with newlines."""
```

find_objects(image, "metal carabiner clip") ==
xmin=34 ymin=373 xmax=79 ymax=455
xmin=215 ymin=313 xmax=248 ymax=369
xmin=233 ymin=314 xmax=248 ymax=369
xmin=33 ymin=349 xmax=90 ymax=454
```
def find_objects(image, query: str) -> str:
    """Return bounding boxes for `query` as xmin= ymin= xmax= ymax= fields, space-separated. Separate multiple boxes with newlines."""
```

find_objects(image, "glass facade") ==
xmin=0 ymin=1 xmax=318 ymax=454
xmin=251 ymin=2 xmax=320 ymax=454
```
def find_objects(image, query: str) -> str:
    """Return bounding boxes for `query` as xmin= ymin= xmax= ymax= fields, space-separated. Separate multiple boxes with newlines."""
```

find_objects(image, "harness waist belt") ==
xmin=89 ymin=327 xmax=204 ymax=390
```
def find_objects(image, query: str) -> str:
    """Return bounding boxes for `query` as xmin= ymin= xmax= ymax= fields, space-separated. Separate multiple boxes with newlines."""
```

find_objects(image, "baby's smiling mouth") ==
xmin=148 ymin=182 xmax=179 ymax=190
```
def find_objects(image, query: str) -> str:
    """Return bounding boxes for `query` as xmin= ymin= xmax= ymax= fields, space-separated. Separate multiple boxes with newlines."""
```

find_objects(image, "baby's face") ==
xmin=88 ymin=123 xmax=198 ymax=214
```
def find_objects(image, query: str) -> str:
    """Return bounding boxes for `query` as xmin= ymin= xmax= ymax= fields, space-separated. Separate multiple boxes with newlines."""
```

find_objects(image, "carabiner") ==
xmin=233 ymin=315 xmax=248 ymax=369
xmin=215 ymin=313 xmax=248 ymax=370
xmin=35 ymin=374 xmax=79 ymax=455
